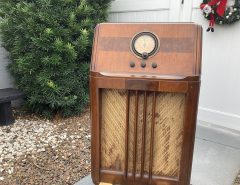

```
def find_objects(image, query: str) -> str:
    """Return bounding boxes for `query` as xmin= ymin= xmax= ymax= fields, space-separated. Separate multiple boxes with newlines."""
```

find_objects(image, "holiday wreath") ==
xmin=200 ymin=0 xmax=240 ymax=32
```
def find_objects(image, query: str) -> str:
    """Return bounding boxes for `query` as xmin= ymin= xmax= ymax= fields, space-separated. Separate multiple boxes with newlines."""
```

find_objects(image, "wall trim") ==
xmin=198 ymin=107 xmax=240 ymax=131
xmin=110 ymin=0 xmax=170 ymax=13
xmin=196 ymin=121 xmax=240 ymax=149
xmin=109 ymin=8 xmax=169 ymax=14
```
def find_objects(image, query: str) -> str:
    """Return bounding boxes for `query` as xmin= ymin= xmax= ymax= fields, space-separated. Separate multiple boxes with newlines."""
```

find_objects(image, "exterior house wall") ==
xmin=0 ymin=42 xmax=13 ymax=89
xmin=109 ymin=0 xmax=240 ymax=131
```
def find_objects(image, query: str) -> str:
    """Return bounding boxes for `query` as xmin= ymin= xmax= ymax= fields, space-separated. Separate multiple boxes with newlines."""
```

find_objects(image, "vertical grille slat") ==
xmin=124 ymin=91 xmax=130 ymax=180
xmin=140 ymin=91 xmax=147 ymax=178
xmin=149 ymin=92 xmax=156 ymax=183
xmin=132 ymin=91 xmax=139 ymax=181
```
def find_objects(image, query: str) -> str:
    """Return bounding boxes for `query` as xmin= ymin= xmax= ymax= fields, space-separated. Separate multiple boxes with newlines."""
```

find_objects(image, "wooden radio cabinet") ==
xmin=90 ymin=23 xmax=202 ymax=185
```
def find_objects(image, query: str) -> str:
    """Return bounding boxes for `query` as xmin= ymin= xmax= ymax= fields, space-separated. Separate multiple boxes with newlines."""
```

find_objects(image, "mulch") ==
xmin=0 ymin=108 xmax=91 ymax=185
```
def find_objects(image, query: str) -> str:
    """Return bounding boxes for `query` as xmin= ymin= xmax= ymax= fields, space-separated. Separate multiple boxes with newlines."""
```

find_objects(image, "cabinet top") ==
xmin=91 ymin=23 xmax=202 ymax=78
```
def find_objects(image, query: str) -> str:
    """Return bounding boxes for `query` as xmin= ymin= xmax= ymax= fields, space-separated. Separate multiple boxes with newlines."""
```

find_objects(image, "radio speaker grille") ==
xmin=101 ymin=89 xmax=185 ymax=178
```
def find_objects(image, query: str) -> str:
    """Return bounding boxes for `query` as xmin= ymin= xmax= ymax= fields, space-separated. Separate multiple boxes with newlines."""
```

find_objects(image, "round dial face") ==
xmin=134 ymin=35 xmax=155 ymax=54
xmin=132 ymin=32 xmax=159 ymax=59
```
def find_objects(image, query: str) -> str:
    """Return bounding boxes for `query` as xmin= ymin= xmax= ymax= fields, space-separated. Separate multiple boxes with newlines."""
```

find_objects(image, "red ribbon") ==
xmin=208 ymin=0 xmax=227 ymax=17
xmin=209 ymin=14 xmax=215 ymax=27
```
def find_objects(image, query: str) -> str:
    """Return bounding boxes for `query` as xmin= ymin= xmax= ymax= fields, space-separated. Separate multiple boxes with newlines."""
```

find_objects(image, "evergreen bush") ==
xmin=0 ymin=0 xmax=111 ymax=117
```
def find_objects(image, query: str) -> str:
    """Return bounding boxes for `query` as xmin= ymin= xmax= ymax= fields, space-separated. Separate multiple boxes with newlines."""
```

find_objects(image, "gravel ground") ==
xmin=0 ymin=109 xmax=91 ymax=185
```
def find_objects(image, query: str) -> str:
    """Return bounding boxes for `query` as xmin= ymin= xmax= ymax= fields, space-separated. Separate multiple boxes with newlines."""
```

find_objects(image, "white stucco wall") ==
xmin=0 ymin=42 xmax=13 ymax=89
xmin=109 ymin=0 xmax=240 ymax=131
xmin=192 ymin=0 xmax=240 ymax=131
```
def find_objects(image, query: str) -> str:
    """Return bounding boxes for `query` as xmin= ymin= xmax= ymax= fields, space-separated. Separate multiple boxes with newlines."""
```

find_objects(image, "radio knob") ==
xmin=142 ymin=52 xmax=149 ymax=60
xmin=141 ymin=61 xmax=146 ymax=68
xmin=152 ymin=62 xmax=157 ymax=68
xmin=130 ymin=61 xmax=135 ymax=68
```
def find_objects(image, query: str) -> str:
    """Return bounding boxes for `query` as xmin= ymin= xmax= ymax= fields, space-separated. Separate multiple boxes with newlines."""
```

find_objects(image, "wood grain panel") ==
xmin=96 ymin=52 xmax=194 ymax=75
xmin=92 ymin=23 xmax=201 ymax=77
xmin=99 ymin=37 xmax=194 ymax=53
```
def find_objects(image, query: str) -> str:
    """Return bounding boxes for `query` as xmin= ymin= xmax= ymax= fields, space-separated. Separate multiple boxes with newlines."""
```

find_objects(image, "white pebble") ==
xmin=8 ymin=167 xmax=14 ymax=174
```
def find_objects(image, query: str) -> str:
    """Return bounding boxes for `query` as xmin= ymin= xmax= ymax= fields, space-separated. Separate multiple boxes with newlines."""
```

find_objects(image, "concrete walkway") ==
xmin=75 ymin=122 xmax=240 ymax=185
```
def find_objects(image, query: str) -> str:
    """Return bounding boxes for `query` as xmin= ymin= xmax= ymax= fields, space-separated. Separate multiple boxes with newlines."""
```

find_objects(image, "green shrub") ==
xmin=0 ymin=0 xmax=111 ymax=117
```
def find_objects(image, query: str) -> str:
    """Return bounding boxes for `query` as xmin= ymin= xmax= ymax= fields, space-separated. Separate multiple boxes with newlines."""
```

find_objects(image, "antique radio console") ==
xmin=90 ymin=23 xmax=202 ymax=185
